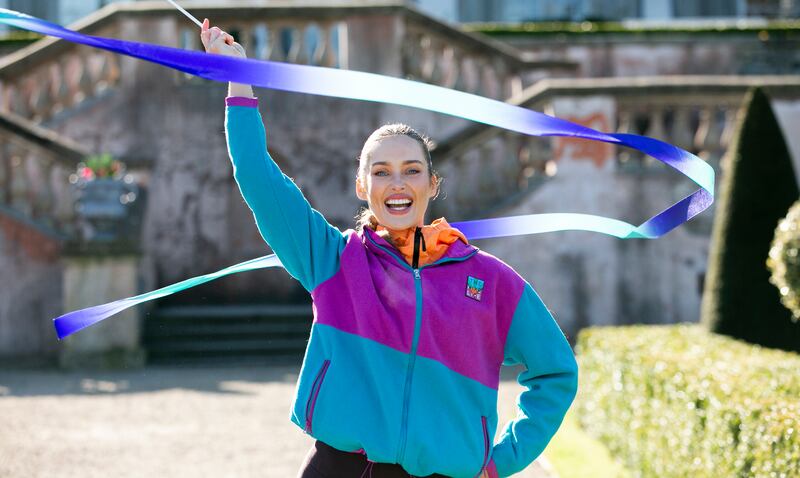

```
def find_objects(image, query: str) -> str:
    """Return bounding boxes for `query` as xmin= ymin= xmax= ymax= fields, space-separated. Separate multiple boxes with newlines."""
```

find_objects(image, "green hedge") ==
xmin=0 ymin=31 xmax=41 ymax=43
xmin=575 ymin=324 xmax=800 ymax=477
xmin=465 ymin=19 xmax=800 ymax=37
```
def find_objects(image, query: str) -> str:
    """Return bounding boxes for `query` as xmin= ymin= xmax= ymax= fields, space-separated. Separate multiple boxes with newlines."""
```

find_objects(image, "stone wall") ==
xmin=59 ymin=254 xmax=145 ymax=369
xmin=774 ymin=99 xmax=800 ymax=181
xmin=0 ymin=209 xmax=62 ymax=361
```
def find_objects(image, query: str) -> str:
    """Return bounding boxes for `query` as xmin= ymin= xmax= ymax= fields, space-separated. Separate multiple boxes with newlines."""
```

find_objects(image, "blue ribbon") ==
xmin=0 ymin=10 xmax=714 ymax=338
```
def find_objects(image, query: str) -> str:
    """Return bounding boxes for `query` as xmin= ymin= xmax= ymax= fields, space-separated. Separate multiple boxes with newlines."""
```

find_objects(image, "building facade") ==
xmin=1 ymin=0 xmax=798 ymax=29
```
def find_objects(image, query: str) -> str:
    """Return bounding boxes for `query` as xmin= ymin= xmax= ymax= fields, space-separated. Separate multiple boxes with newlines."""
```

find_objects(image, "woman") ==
xmin=201 ymin=20 xmax=578 ymax=478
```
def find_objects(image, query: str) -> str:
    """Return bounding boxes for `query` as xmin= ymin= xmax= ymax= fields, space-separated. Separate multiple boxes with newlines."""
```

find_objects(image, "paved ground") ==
xmin=0 ymin=361 xmax=557 ymax=478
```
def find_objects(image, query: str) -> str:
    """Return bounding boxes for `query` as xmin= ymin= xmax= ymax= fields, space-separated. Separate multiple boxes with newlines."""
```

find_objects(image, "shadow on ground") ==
xmin=0 ymin=359 xmax=527 ymax=398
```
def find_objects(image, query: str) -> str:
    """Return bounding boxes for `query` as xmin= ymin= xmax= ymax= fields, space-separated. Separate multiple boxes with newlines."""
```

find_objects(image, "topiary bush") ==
xmin=701 ymin=87 xmax=800 ymax=352
xmin=768 ymin=200 xmax=800 ymax=322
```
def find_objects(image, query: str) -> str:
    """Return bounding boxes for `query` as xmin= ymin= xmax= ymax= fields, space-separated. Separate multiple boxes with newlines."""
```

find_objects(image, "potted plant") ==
xmin=71 ymin=153 xmax=138 ymax=243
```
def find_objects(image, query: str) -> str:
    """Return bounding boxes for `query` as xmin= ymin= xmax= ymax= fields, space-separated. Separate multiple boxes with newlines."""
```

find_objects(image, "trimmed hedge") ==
xmin=0 ymin=31 xmax=41 ymax=43
xmin=575 ymin=324 xmax=800 ymax=477
xmin=465 ymin=19 xmax=800 ymax=37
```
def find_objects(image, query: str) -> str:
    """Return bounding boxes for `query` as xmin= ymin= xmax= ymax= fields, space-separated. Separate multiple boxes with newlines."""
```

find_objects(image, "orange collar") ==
xmin=376 ymin=218 xmax=468 ymax=267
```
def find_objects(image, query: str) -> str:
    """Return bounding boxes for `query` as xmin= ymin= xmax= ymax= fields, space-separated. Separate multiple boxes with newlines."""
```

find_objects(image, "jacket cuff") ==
xmin=486 ymin=458 xmax=500 ymax=478
xmin=225 ymin=96 xmax=258 ymax=108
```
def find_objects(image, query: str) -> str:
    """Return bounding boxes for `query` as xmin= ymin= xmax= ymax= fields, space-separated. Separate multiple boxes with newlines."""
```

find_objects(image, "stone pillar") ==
xmin=58 ymin=253 xmax=146 ymax=370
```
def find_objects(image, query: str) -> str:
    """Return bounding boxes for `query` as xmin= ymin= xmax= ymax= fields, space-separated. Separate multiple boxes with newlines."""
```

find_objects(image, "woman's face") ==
xmin=356 ymin=135 xmax=438 ymax=231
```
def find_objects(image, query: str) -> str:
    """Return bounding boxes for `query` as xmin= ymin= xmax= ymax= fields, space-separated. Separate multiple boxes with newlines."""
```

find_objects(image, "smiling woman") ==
xmin=205 ymin=19 xmax=579 ymax=478
xmin=355 ymin=123 xmax=440 ymax=231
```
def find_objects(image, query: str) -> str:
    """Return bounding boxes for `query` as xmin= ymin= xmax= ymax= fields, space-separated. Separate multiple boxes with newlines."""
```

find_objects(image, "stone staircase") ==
xmin=142 ymin=303 xmax=313 ymax=366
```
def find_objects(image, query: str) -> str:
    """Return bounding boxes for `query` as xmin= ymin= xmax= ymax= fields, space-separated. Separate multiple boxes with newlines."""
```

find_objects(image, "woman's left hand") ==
xmin=200 ymin=18 xmax=246 ymax=58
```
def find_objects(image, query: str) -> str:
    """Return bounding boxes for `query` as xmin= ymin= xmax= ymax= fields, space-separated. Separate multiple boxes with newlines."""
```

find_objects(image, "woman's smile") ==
xmin=384 ymin=194 xmax=414 ymax=214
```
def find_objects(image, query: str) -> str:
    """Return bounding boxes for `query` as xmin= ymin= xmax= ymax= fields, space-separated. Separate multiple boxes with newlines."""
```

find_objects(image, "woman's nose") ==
xmin=390 ymin=176 xmax=405 ymax=190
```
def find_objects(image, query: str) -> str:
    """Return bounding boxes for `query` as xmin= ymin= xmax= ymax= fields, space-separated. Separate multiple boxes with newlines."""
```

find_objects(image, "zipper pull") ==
xmin=414 ymin=269 xmax=420 ymax=279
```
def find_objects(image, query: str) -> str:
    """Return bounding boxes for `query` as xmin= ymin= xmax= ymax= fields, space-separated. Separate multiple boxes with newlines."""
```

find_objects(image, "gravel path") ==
xmin=0 ymin=362 xmax=557 ymax=478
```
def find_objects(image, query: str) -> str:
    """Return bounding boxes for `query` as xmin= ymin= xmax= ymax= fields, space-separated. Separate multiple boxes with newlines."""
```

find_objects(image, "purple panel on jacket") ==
xmin=312 ymin=231 xmax=417 ymax=353
xmin=311 ymin=228 xmax=525 ymax=390
xmin=415 ymin=252 xmax=525 ymax=390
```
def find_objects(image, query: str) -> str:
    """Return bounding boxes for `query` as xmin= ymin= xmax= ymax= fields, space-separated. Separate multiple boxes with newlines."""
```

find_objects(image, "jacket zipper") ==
xmin=480 ymin=415 xmax=490 ymax=473
xmin=364 ymin=231 xmax=478 ymax=463
xmin=399 ymin=226 xmax=425 ymax=460
xmin=396 ymin=265 xmax=422 ymax=462
xmin=304 ymin=359 xmax=331 ymax=434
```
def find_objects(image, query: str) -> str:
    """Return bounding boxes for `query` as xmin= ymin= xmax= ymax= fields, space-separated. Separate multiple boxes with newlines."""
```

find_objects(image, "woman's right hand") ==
xmin=200 ymin=18 xmax=247 ymax=58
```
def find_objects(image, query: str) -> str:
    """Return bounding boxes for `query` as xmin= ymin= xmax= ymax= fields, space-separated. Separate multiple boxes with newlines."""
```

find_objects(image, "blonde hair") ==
xmin=355 ymin=123 xmax=441 ymax=231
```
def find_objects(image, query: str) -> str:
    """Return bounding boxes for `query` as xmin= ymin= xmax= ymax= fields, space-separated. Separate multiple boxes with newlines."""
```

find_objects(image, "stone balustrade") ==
xmin=400 ymin=14 xmax=525 ymax=100
xmin=0 ymin=46 xmax=120 ymax=124
xmin=0 ymin=2 xmax=569 ymax=123
xmin=0 ymin=111 xmax=87 ymax=235
xmin=431 ymin=76 xmax=800 ymax=224
xmin=177 ymin=16 xmax=345 ymax=69
xmin=176 ymin=5 xmax=565 ymax=98
xmin=613 ymin=95 xmax=741 ymax=171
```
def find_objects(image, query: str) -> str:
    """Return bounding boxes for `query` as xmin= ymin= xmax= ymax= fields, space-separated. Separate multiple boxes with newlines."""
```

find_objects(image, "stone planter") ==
xmin=74 ymin=177 xmax=138 ymax=243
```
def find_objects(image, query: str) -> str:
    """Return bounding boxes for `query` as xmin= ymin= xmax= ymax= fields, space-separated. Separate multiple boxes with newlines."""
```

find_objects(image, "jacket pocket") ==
xmin=479 ymin=415 xmax=490 ymax=474
xmin=304 ymin=359 xmax=331 ymax=434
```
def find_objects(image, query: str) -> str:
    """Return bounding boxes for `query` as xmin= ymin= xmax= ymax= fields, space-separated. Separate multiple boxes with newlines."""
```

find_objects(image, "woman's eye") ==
xmin=374 ymin=170 xmax=388 ymax=177
xmin=406 ymin=168 xmax=420 ymax=175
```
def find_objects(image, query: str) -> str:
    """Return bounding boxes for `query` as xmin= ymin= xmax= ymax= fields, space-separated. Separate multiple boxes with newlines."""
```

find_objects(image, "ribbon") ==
xmin=0 ymin=10 xmax=714 ymax=338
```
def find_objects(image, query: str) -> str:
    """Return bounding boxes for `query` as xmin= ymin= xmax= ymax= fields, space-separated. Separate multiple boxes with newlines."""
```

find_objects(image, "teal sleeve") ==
xmin=492 ymin=283 xmax=579 ymax=477
xmin=225 ymin=105 xmax=346 ymax=292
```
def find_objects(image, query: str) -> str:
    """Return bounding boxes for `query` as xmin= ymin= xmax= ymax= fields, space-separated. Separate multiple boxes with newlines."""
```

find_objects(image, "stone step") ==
xmin=144 ymin=320 xmax=312 ymax=338
xmin=153 ymin=304 xmax=311 ymax=319
xmin=145 ymin=353 xmax=303 ymax=368
xmin=147 ymin=338 xmax=310 ymax=354
xmin=142 ymin=304 xmax=313 ymax=366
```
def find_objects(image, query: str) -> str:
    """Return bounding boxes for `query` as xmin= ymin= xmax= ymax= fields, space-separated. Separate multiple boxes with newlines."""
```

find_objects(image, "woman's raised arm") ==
xmin=202 ymin=21 xmax=346 ymax=293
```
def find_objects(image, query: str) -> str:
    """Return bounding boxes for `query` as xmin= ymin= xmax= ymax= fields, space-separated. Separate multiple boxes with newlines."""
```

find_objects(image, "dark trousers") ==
xmin=297 ymin=440 xmax=450 ymax=478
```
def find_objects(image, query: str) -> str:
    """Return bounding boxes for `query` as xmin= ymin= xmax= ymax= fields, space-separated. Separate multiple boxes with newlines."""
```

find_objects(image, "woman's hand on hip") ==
xmin=200 ymin=18 xmax=246 ymax=58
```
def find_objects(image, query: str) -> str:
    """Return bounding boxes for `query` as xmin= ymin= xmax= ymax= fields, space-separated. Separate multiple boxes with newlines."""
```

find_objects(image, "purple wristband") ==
xmin=225 ymin=96 xmax=258 ymax=108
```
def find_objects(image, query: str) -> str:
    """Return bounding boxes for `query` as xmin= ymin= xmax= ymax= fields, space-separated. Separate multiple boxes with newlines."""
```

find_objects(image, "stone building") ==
xmin=0 ymin=2 xmax=798 ymax=366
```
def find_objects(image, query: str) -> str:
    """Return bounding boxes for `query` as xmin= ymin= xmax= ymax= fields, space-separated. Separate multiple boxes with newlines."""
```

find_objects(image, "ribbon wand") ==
xmin=165 ymin=0 xmax=203 ymax=28
xmin=167 ymin=1 xmax=247 ymax=57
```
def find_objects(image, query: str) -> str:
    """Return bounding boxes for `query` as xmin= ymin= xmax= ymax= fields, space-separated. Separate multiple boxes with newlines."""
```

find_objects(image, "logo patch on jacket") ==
xmin=466 ymin=276 xmax=485 ymax=301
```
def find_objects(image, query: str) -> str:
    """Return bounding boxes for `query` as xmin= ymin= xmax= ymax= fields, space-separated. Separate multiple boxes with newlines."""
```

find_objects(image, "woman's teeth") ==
xmin=385 ymin=199 xmax=412 ymax=210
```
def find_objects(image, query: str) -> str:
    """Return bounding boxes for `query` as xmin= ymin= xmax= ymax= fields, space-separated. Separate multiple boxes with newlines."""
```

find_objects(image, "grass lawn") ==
xmin=544 ymin=404 xmax=632 ymax=478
